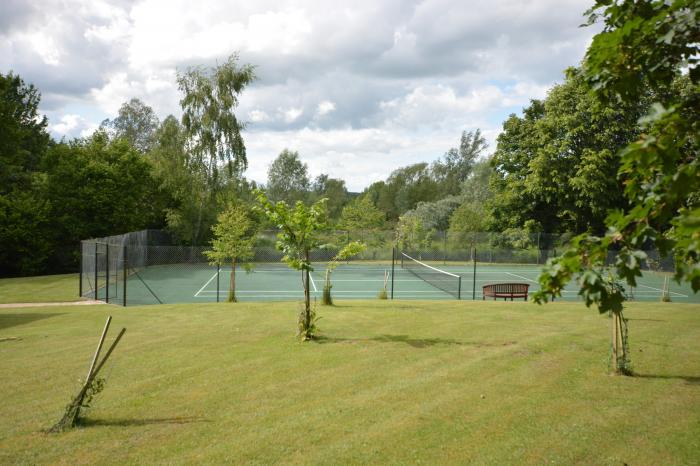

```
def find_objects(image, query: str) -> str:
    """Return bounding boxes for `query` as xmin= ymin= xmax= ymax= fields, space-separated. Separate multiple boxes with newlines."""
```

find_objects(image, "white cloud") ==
xmin=316 ymin=100 xmax=336 ymax=116
xmin=2 ymin=0 xmax=599 ymax=191
xmin=25 ymin=32 xmax=62 ymax=66
xmin=249 ymin=109 xmax=271 ymax=122
xmin=283 ymin=107 xmax=304 ymax=123
xmin=50 ymin=113 xmax=98 ymax=138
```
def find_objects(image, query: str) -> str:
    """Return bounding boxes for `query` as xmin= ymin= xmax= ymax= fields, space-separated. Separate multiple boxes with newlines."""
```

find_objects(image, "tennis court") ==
xmin=115 ymin=258 xmax=697 ymax=305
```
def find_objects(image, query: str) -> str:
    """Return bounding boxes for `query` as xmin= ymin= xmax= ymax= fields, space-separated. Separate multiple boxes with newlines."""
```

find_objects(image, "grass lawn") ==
xmin=1 ymin=300 xmax=699 ymax=465
xmin=0 ymin=273 xmax=80 ymax=304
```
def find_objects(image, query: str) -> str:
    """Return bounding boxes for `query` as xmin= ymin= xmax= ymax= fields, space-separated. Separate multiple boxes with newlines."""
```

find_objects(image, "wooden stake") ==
xmin=86 ymin=317 xmax=111 ymax=381
xmin=612 ymin=311 xmax=619 ymax=374
xmin=49 ymin=320 xmax=127 ymax=432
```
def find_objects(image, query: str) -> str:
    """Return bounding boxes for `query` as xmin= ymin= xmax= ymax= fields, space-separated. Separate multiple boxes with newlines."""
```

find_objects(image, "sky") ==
xmin=0 ymin=0 xmax=599 ymax=191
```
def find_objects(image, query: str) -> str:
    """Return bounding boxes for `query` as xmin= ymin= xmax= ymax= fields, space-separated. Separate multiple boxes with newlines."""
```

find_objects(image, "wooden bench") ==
xmin=482 ymin=283 xmax=529 ymax=301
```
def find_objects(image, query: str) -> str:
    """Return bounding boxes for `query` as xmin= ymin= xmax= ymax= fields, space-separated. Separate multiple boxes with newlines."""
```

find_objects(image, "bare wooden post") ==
xmin=86 ymin=317 xmax=112 ymax=380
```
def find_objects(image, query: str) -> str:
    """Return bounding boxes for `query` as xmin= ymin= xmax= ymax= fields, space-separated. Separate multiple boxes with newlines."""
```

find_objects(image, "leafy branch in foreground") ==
xmin=534 ymin=0 xmax=699 ymax=375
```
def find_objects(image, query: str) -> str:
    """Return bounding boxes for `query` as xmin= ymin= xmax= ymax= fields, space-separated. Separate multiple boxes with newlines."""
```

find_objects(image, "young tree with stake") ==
xmin=205 ymin=203 xmax=256 ymax=302
xmin=321 ymin=241 xmax=366 ymax=305
xmin=255 ymin=190 xmax=326 ymax=340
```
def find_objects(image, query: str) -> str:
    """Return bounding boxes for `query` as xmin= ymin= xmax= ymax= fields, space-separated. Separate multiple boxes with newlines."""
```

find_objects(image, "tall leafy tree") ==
xmin=43 ymin=132 xmax=165 ymax=270
xmin=266 ymin=149 xmax=310 ymax=205
xmin=535 ymin=0 xmax=700 ymax=375
xmin=0 ymin=72 xmax=51 ymax=275
xmin=101 ymin=98 xmax=160 ymax=153
xmin=312 ymin=174 xmax=348 ymax=221
xmin=149 ymin=115 xmax=212 ymax=245
xmin=489 ymin=68 xmax=658 ymax=235
xmin=0 ymin=72 xmax=49 ymax=192
xmin=372 ymin=163 xmax=440 ymax=220
xmin=176 ymin=53 xmax=255 ymax=243
xmin=338 ymin=196 xmax=385 ymax=232
xmin=432 ymin=129 xmax=488 ymax=196
xmin=255 ymin=190 xmax=327 ymax=341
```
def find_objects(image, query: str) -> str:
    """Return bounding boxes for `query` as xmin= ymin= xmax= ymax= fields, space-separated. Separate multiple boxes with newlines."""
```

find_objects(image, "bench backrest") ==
xmin=483 ymin=283 xmax=529 ymax=293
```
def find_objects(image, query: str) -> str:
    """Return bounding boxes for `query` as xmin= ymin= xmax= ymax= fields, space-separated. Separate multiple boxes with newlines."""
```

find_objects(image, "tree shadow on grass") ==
xmin=634 ymin=374 xmax=700 ymax=385
xmin=0 ymin=313 xmax=64 ymax=331
xmin=315 ymin=334 xmax=507 ymax=348
xmin=79 ymin=416 xmax=209 ymax=427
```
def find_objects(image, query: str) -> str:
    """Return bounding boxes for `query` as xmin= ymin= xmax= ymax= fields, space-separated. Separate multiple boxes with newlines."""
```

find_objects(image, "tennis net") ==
xmin=399 ymin=251 xmax=462 ymax=299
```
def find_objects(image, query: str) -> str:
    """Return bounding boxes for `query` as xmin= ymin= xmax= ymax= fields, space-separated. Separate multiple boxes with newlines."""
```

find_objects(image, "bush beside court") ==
xmin=1 ymin=300 xmax=699 ymax=464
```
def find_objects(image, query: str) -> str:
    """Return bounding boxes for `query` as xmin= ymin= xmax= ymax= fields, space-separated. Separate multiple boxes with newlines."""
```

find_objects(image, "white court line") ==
xmin=197 ymin=289 xmax=452 ymax=294
xmin=505 ymin=272 xmax=538 ymax=283
xmin=637 ymin=283 xmax=688 ymax=298
xmin=194 ymin=271 xmax=219 ymax=297
xmin=309 ymin=273 xmax=317 ymax=292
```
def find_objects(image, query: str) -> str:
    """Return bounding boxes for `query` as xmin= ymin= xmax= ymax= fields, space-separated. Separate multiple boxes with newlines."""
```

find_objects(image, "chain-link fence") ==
xmin=81 ymin=229 xmax=679 ymax=305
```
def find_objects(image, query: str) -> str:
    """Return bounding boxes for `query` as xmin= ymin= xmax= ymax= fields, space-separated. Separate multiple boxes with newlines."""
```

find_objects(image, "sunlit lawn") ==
xmin=0 ymin=273 xmax=80 ymax=304
xmin=1 ymin=300 xmax=699 ymax=465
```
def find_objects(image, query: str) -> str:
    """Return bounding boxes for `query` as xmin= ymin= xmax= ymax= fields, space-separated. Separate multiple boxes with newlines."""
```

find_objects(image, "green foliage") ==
xmin=178 ymin=53 xmax=255 ymax=181
xmin=0 ymin=72 xmax=52 ymax=275
xmin=101 ymin=98 xmax=160 ymax=153
xmin=535 ymin=0 xmax=700 ymax=374
xmin=339 ymin=196 xmax=385 ymax=231
xmin=489 ymin=69 xmax=655 ymax=234
xmin=396 ymin=214 xmax=433 ymax=251
xmin=322 ymin=241 xmax=367 ymax=305
xmin=255 ymin=190 xmax=327 ymax=339
xmin=50 ymin=377 xmax=106 ymax=433
xmin=0 ymin=189 xmax=52 ymax=276
xmin=312 ymin=174 xmax=348 ymax=221
xmin=0 ymin=72 xmax=49 ymax=193
xmin=448 ymin=202 xmax=487 ymax=247
xmin=175 ymin=54 xmax=255 ymax=245
xmin=431 ymin=129 xmax=488 ymax=197
xmin=402 ymin=196 xmax=461 ymax=232
xmin=42 ymin=132 xmax=165 ymax=269
xmin=582 ymin=0 xmax=699 ymax=101
xmin=204 ymin=203 xmax=257 ymax=302
xmin=266 ymin=149 xmax=310 ymax=205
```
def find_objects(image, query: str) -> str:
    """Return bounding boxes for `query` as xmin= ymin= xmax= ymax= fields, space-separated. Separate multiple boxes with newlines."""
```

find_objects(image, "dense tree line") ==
xmin=1 ymin=45 xmax=692 ymax=276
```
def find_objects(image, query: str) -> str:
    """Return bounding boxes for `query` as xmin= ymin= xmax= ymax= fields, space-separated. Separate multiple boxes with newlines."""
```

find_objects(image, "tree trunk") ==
xmin=611 ymin=310 xmax=619 ymax=374
xmin=229 ymin=257 xmax=237 ymax=302
xmin=193 ymin=191 xmax=205 ymax=245
xmin=611 ymin=309 xmax=628 ymax=375
xmin=304 ymin=249 xmax=311 ymax=330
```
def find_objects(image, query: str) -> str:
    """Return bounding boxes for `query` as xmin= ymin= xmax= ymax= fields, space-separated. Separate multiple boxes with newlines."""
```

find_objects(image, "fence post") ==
xmin=472 ymin=247 xmax=477 ymax=300
xmin=122 ymin=245 xmax=127 ymax=307
xmin=79 ymin=245 xmax=83 ymax=298
xmin=390 ymin=247 xmax=395 ymax=300
xmin=443 ymin=231 xmax=447 ymax=265
xmin=105 ymin=243 xmax=110 ymax=304
xmin=94 ymin=242 xmax=99 ymax=301
xmin=216 ymin=263 xmax=220 ymax=303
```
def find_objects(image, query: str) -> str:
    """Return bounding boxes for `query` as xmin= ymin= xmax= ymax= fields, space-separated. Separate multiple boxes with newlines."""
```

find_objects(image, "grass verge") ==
xmin=0 ymin=273 xmax=80 ymax=304
xmin=0 ymin=300 xmax=698 ymax=465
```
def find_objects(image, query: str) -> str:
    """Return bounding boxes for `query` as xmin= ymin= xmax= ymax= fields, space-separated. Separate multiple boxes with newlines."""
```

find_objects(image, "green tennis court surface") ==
xmin=118 ymin=262 xmax=698 ymax=305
